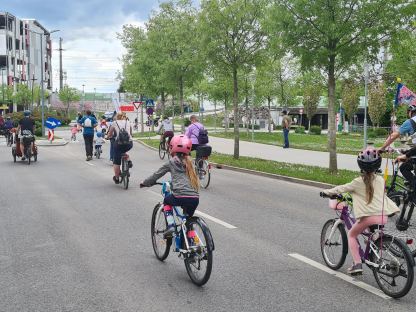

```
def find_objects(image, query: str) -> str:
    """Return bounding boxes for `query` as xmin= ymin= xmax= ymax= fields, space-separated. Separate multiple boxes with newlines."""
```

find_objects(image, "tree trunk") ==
xmin=224 ymin=92 xmax=228 ymax=134
xmin=161 ymin=91 xmax=165 ymax=116
xmin=214 ymin=100 xmax=217 ymax=133
xmin=328 ymin=56 xmax=338 ymax=173
xmin=308 ymin=119 xmax=311 ymax=134
xmin=267 ymin=96 xmax=272 ymax=133
xmin=179 ymin=76 xmax=184 ymax=133
xmin=233 ymin=66 xmax=239 ymax=159
xmin=245 ymin=77 xmax=249 ymax=137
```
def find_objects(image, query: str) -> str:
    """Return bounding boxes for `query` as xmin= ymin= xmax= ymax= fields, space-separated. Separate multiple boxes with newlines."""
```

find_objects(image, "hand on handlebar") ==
xmin=320 ymin=192 xmax=343 ymax=200
xmin=394 ymin=154 xmax=408 ymax=164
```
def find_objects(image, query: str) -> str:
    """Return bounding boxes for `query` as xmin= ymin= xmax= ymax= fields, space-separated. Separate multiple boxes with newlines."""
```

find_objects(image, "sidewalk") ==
xmin=208 ymin=136 xmax=389 ymax=172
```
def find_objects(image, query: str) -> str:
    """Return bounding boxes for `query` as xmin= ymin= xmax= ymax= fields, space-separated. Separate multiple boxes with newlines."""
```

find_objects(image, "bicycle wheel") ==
xmin=27 ymin=148 xmax=31 ymax=165
xmin=320 ymin=219 xmax=348 ymax=270
xmin=387 ymin=192 xmax=416 ymax=257
xmin=121 ymin=159 xmax=129 ymax=190
xmin=371 ymin=234 xmax=414 ymax=298
xmin=159 ymin=142 xmax=166 ymax=160
xmin=197 ymin=159 xmax=211 ymax=189
xmin=184 ymin=218 xmax=213 ymax=286
xmin=151 ymin=204 xmax=172 ymax=261
xmin=12 ymin=148 xmax=16 ymax=163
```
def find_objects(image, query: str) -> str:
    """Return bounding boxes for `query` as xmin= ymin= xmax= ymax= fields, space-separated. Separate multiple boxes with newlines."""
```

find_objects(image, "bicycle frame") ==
xmin=329 ymin=203 xmax=383 ymax=268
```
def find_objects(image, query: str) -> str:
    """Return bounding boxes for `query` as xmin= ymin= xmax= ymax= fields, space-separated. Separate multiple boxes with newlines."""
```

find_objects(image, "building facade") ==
xmin=0 ymin=12 xmax=53 ymax=111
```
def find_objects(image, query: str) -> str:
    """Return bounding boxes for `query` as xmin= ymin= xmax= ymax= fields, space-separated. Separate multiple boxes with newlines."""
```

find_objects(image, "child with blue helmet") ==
xmin=94 ymin=131 xmax=105 ymax=156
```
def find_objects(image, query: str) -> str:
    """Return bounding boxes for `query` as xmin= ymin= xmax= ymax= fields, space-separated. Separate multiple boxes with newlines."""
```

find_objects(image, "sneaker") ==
xmin=113 ymin=176 xmax=120 ymax=184
xmin=21 ymin=156 xmax=26 ymax=161
xmin=128 ymin=160 xmax=133 ymax=168
xmin=347 ymin=263 xmax=363 ymax=275
xmin=163 ymin=226 xmax=175 ymax=238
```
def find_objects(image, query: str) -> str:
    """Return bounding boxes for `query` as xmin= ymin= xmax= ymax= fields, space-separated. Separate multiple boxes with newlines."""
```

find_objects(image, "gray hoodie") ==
xmin=143 ymin=156 xmax=199 ymax=197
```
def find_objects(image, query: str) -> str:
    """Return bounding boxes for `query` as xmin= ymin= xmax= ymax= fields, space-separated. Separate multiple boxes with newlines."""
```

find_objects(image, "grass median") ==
xmin=210 ymin=131 xmax=386 ymax=155
xmin=137 ymin=138 xmax=360 ymax=186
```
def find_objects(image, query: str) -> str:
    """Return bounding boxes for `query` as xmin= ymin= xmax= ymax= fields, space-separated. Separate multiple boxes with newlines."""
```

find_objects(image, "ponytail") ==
xmin=182 ymin=155 xmax=200 ymax=191
xmin=362 ymin=171 xmax=375 ymax=204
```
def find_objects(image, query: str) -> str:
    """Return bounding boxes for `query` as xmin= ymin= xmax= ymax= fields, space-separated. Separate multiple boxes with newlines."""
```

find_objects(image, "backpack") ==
xmin=195 ymin=124 xmax=209 ymax=145
xmin=83 ymin=117 xmax=92 ymax=128
xmin=115 ymin=121 xmax=131 ymax=146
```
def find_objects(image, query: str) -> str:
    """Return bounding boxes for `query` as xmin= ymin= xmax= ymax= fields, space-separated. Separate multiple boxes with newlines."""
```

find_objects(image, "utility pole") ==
xmin=1 ymin=67 xmax=5 ymax=103
xmin=364 ymin=62 xmax=369 ymax=149
xmin=59 ymin=37 xmax=63 ymax=91
xmin=31 ymin=74 xmax=37 ymax=110
xmin=82 ymin=84 xmax=85 ymax=111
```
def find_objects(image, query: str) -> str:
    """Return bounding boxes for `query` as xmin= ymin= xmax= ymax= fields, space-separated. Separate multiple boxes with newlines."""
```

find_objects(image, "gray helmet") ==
xmin=407 ymin=104 xmax=416 ymax=112
xmin=23 ymin=110 xmax=31 ymax=117
xmin=357 ymin=148 xmax=382 ymax=173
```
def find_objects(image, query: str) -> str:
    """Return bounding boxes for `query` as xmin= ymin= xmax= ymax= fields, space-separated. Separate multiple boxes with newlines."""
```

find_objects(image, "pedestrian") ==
xmin=107 ymin=112 xmax=133 ymax=184
xmin=281 ymin=110 xmax=291 ymax=149
xmin=78 ymin=110 xmax=98 ymax=161
xmin=107 ymin=117 xmax=115 ymax=161
xmin=321 ymin=148 xmax=399 ymax=275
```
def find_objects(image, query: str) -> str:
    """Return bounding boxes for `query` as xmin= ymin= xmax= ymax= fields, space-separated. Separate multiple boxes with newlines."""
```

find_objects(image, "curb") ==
xmin=136 ymin=139 xmax=334 ymax=189
xmin=37 ymin=140 xmax=68 ymax=147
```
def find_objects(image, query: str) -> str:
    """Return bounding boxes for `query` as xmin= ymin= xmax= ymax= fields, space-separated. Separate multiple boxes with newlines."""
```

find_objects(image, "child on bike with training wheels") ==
xmin=321 ymin=148 xmax=400 ymax=275
xmin=94 ymin=131 xmax=105 ymax=155
xmin=140 ymin=135 xmax=200 ymax=238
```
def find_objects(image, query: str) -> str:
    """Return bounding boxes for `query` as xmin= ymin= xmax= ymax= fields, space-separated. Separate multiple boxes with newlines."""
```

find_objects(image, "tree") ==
xmin=274 ymin=0 xmax=413 ymax=172
xmin=200 ymin=0 xmax=267 ymax=158
xmin=341 ymin=79 xmax=360 ymax=127
xmin=59 ymin=86 xmax=81 ymax=118
xmin=368 ymin=81 xmax=387 ymax=128
xmin=303 ymin=85 xmax=321 ymax=132
xmin=13 ymin=83 xmax=32 ymax=111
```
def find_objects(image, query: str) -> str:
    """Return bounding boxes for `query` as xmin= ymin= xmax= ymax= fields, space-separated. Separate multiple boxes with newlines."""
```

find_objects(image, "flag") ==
xmin=395 ymin=83 xmax=416 ymax=108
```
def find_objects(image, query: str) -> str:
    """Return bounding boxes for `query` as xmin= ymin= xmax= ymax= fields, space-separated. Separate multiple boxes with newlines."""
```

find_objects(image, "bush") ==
xmin=309 ymin=125 xmax=322 ymax=135
xmin=227 ymin=123 xmax=243 ymax=128
xmin=374 ymin=128 xmax=388 ymax=137
xmin=295 ymin=126 xmax=306 ymax=134
xmin=275 ymin=125 xmax=282 ymax=130
xmin=248 ymin=124 xmax=260 ymax=130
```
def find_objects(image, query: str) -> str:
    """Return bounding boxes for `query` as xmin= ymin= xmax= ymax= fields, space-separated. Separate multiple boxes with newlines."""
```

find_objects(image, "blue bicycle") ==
xmin=144 ymin=182 xmax=214 ymax=286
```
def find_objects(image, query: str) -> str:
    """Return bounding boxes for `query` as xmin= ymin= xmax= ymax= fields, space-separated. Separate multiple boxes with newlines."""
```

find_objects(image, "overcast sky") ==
xmin=2 ymin=0 xmax=163 ymax=93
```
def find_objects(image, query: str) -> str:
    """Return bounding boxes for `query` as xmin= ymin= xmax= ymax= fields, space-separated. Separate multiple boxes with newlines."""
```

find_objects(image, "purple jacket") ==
xmin=185 ymin=122 xmax=204 ymax=145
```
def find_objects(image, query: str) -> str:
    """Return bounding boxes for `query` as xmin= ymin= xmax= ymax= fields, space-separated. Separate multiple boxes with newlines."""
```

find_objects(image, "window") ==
xmin=15 ymin=39 xmax=20 ymax=50
xmin=0 ymin=56 xmax=7 ymax=67
xmin=0 ymin=15 xmax=5 ymax=29
xmin=7 ymin=17 xmax=13 ymax=31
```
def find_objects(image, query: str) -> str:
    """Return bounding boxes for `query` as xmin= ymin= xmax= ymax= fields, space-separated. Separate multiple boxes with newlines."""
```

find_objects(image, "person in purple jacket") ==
xmin=185 ymin=115 xmax=205 ymax=151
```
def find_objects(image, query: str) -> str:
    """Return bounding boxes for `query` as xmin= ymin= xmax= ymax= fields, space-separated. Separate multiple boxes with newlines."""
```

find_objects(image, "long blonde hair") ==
xmin=180 ymin=154 xmax=200 ymax=191
xmin=362 ymin=171 xmax=375 ymax=204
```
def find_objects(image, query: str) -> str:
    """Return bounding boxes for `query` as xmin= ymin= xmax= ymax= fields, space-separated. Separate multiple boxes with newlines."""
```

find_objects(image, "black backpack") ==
xmin=115 ymin=121 xmax=131 ymax=146
xmin=196 ymin=124 xmax=209 ymax=145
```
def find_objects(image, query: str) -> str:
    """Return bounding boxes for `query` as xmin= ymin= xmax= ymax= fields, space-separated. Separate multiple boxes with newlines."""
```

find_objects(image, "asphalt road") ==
xmin=0 ymin=133 xmax=415 ymax=311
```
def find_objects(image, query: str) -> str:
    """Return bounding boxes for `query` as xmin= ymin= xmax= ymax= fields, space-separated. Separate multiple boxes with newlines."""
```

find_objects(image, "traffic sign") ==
xmin=133 ymin=101 xmax=143 ymax=110
xmin=146 ymin=107 xmax=154 ymax=115
xmin=146 ymin=99 xmax=154 ymax=107
xmin=120 ymin=105 xmax=135 ymax=112
xmin=45 ymin=117 xmax=62 ymax=129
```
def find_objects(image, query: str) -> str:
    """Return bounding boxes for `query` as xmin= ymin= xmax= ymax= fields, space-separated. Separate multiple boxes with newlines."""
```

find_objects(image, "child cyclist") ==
xmin=321 ymin=148 xmax=399 ymax=275
xmin=140 ymin=135 xmax=200 ymax=237
xmin=70 ymin=124 xmax=78 ymax=141
xmin=94 ymin=131 xmax=105 ymax=155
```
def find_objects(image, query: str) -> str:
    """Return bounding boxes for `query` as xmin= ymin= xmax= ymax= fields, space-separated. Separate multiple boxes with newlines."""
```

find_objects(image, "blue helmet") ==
xmin=96 ymin=132 xmax=103 ymax=138
xmin=23 ymin=110 xmax=31 ymax=117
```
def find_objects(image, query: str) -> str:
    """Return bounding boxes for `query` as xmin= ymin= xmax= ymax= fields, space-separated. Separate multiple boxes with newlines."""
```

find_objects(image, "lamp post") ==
xmin=363 ymin=62 xmax=369 ymax=148
xmin=28 ymin=28 xmax=60 ymax=136
xmin=1 ymin=67 xmax=5 ymax=103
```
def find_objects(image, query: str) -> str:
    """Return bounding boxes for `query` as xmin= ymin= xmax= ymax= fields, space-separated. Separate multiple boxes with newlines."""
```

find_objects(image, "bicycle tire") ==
xmin=320 ymin=219 xmax=348 ymax=270
xmin=12 ymin=148 xmax=16 ymax=163
xmin=151 ymin=204 xmax=171 ymax=261
xmin=184 ymin=218 xmax=213 ymax=286
xmin=159 ymin=142 xmax=166 ymax=160
xmin=387 ymin=191 xmax=416 ymax=257
xmin=371 ymin=234 xmax=414 ymax=298
xmin=197 ymin=159 xmax=211 ymax=189
xmin=27 ymin=148 xmax=31 ymax=165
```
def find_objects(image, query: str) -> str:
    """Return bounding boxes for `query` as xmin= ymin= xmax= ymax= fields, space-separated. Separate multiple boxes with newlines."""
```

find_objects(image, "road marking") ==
xmin=194 ymin=211 xmax=237 ymax=229
xmin=288 ymin=253 xmax=391 ymax=300
xmin=145 ymin=189 xmax=237 ymax=229
xmin=85 ymin=162 xmax=95 ymax=166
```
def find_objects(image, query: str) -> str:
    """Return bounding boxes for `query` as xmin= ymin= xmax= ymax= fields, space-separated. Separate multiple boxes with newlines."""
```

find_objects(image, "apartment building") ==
xmin=0 ymin=12 xmax=53 ymax=110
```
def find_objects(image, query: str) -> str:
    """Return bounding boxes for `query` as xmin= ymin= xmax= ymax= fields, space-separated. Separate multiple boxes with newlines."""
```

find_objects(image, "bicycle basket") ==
xmin=196 ymin=145 xmax=212 ymax=158
xmin=329 ymin=199 xmax=346 ymax=211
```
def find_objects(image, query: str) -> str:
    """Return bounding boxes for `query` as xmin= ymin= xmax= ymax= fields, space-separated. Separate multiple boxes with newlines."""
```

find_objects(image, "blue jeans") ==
xmin=283 ymin=128 xmax=289 ymax=148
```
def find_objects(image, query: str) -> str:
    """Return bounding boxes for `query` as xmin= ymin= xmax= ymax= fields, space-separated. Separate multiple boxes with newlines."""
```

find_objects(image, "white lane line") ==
xmin=194 ymin=211 xmax=237 ymax=229
xmin=85 ymin=162 xmax=95 ymax=166
xmin=288 ymin=253 xmax=391 ymax=300
xmin=145 ymin=189 xmax=237 ymax=229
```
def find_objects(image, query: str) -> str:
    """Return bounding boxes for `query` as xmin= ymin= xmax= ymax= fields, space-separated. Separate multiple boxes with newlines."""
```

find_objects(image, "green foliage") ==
xmin=302 ymin=80 xmax=321 ymax=121
xmin=342 ymin=79 xmax=360 ymax=121
xmin=368 ymin=128 xmax=388 ymax=139
xmin=368 ymin=81 xmax=387 ymax=127
xmin=309 ymin=125 xmax=322 ymax=135
xmin=395 ymin=105 xmax=408 ymax=125
xmin=59 ymin=86 xmax=81 ymax=118
xmin=13 ymin=83 xmax=32 ymax=110
xmin=295 ymin=126 xmax=305 ymax=134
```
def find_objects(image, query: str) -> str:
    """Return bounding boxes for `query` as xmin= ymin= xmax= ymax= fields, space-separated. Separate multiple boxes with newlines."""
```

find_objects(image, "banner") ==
xmin=395 ymin=83 xmax=416 ymax=107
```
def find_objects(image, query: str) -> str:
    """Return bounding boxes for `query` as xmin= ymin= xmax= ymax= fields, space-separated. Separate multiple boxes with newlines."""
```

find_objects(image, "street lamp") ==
xmin=1 ymin=67 xmax=6 ymax=103
xmin=28 ymin=28 xmax=60 ymax=136
xmin=363 ymin=62 xmax=369 ymax=148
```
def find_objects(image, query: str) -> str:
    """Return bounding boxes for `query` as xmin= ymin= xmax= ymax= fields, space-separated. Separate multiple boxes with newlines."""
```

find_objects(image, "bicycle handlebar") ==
xmin=320 ymin=192 xmax=343 ymax=200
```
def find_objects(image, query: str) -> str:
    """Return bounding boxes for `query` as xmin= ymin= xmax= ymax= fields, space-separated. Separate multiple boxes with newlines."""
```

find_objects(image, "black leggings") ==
xmin=400 ymin=159 xmax=416 ymax=188
xmin=163 ymin=194 xmax=199 ymax=217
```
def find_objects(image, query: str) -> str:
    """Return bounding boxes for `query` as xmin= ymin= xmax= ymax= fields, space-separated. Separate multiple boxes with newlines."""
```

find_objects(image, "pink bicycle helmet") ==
xmin=357 ymin=147 xmax=382 ymax=173
xmin=169 ymin=135 xmax=192 ymax=155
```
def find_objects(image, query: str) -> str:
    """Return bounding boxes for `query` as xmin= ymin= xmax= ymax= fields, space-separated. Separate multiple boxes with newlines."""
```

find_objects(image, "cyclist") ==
xmin=17 ymin=110 xmax=35 ymax=161
xmin=158 ymin=116 xmax=174 ymax=147
xmin=78 ymin=110 xmax=98 ymax=161
xmin=107 ymin=112 xmax=133 ymax=184
xmin=140 ymin=135 xmax=200 ymax=237
xmin=321 ymin=148 xmax=399 ymax=275
xmin=379 ymin=104 xmax=416 ymax=188
xmin=100 ymin=116 xmax=108 ymax=135
xmin=94 ymin=131 xmax=105 ymax=156
xmin=4 ymin=116 xmax=14 ymax=144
